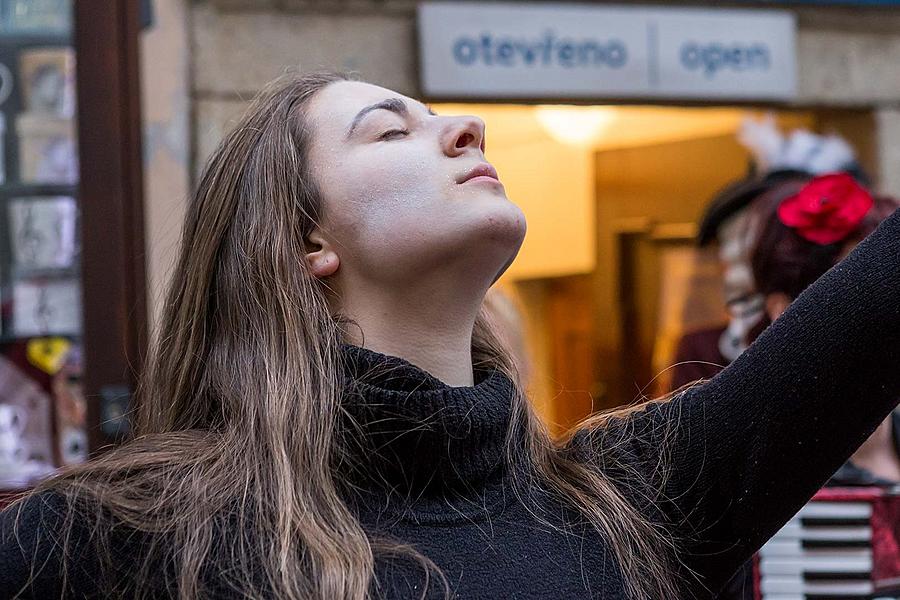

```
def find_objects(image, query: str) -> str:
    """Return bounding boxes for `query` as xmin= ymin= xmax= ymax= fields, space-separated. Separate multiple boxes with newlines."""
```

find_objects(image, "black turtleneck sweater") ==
xmin=2 ymin=210 xmax=900 ymax=599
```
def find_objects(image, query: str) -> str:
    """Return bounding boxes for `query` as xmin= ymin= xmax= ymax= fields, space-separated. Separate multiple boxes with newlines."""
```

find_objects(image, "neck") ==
xmin=339 ymin=344 xmax=516 ymax=508
xmin=338 ymin=276 xmax=485 ymax=387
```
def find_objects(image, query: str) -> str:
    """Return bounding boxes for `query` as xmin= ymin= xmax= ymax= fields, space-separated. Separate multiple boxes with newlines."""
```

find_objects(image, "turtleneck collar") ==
xmin=339 ymin=345 xmax=517 ymax=504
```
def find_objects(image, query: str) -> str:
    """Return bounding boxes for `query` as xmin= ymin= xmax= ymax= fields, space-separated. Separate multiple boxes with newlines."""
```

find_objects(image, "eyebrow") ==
xmin=345 ymin=98 xmax=437 ymax=139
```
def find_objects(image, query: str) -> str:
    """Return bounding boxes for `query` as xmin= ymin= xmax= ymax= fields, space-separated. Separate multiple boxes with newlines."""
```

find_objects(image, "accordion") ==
xmin=755 ymin=487 xmax=900 ymax=599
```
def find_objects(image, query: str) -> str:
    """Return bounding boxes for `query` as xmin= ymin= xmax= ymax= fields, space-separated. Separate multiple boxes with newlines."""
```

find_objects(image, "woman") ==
xmin=757 ymin=173 xmax=900 ymax=479
xmin=754 ymin=173 xmax=900 ymax=484
xmin=715 ymin=173 xmax=900 ymax=600
xmin=671 ymin=120 xmax=864 ymax=392
xmin=1 ymin=71 xmax=898 ymax=600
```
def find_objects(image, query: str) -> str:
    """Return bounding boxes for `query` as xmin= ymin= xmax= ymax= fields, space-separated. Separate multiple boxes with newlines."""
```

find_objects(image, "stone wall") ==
xmin=877 ymin=108 xmax=900 ymax=196
xmin=192 ymin=3 xmax=417 ymax=176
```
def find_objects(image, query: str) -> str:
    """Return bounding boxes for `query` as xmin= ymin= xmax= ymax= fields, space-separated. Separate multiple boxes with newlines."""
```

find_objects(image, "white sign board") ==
xmin=418 ymin=2 xmax=797 ymax=101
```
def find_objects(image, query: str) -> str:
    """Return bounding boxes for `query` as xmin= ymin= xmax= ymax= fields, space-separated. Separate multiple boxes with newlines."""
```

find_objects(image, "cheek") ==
xmin=321 ymin=150 xmax=448 ymax=239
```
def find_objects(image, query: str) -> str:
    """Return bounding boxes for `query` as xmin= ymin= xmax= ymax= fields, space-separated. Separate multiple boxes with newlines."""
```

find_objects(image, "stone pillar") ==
xmin=141 ymin=0 xmax=191 ymax=332
xmin=876 ymin=108 xmax=900 ymax=198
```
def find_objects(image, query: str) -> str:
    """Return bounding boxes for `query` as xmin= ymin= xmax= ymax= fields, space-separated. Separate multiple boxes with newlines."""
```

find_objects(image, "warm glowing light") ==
xmin=534 ymin=105 xmax=618 ymax=147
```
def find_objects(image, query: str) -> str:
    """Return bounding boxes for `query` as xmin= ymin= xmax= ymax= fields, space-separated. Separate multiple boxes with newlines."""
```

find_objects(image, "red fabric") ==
xmin=812 ymin=487 xmax=883 ymax=502
xmin=872 ymin=492 xmax=900 ymax=592
xmin=752 ymin=553 xmax=761 ymax=600
xmin=778 ymin=173 xmax=873 ymax=245
xmin=669 ymin=324 xmax=729 ymax=391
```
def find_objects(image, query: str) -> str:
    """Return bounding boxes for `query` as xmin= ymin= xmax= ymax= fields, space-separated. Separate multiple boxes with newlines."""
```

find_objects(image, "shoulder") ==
xmin=0 ymin=489 xmax=101 ymax=598
xmin=563 ymin=399 xmax=677 ymax=486
xmin=562 ymin=390 xmax=707 ymax=496
xmin=1 ymin=490 xmax=68 ymax=597
xmin=1 ymin=489 xmax=71 ymax=551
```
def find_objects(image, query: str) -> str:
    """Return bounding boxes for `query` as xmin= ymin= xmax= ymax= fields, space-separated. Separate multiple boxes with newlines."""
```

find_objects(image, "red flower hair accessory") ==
xmin=777 ymin=173 xmax=874 ymax=245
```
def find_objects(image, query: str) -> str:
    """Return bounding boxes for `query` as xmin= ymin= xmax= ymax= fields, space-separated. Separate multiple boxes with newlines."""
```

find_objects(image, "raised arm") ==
xmin=573 ymin=209 xmax=900 ymax=597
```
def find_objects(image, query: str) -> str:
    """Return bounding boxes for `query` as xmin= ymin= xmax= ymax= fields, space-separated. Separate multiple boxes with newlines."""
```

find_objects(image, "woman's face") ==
xmin=305 ymin=81 xmax=526 ymax=289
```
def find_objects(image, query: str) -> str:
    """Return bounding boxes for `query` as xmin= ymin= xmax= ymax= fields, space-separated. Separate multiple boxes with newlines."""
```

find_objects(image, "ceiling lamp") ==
xmin=534 ymin=105 xmax=617 ymax=147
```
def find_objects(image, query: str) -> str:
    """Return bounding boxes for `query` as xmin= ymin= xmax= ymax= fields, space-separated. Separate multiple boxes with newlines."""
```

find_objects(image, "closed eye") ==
xmin=379 ymin=129 xmax=409 ymax=141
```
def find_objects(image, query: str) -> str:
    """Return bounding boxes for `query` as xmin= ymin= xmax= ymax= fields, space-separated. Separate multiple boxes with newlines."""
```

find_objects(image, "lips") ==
xmin=457 ymin=163 xmax=500 ymax=184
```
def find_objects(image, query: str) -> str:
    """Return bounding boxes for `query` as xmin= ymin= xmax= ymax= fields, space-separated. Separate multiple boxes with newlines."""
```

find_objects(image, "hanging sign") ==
xmin=418 ymin=2 xmax=797 ymax=101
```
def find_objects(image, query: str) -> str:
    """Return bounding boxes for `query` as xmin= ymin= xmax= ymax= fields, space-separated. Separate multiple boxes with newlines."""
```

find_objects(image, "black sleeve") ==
xmin=571 ymin=209 xmax=900 ymax=597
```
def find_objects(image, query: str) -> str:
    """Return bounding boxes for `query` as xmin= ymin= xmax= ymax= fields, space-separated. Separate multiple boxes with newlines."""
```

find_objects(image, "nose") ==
xmin=442 ymin=115 xmax=486 ymax=157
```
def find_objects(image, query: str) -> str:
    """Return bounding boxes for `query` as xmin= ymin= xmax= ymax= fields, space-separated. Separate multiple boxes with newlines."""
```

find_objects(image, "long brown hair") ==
xmin=15 ymin=71 xmax=680 ymax=599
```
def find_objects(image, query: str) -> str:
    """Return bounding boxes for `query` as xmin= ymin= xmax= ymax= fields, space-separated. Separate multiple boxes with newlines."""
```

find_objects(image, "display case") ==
xmin=0 ymin=0 xmax=146 ymax=493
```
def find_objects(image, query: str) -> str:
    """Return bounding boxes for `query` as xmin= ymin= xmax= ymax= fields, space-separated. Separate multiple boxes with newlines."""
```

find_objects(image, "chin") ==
xmin=491 ymin=251 xmax=519 ymax=283
xmin=465 ymin=201 xmax=527 ymax=280
xmin=380 ymin=200 xmax=527 ymax=283
xmin=471 ymin=196 xmax=527 ymax=246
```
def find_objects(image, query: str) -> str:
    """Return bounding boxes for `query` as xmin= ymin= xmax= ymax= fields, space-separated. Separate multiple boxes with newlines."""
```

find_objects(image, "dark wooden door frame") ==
xmin=75 ymin=0 xmax=147 ymax=454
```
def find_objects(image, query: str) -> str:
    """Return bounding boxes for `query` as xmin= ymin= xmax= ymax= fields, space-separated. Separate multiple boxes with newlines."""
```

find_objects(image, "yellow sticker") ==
xmin=26 ymin=337 xmax=71 ymax=375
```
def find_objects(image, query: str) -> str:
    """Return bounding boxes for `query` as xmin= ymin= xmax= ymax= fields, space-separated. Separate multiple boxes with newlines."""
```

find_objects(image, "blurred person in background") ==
xmin=0 ymin=72 xmax=899 ymax=600
xmin=716 ymin=172 xmax=900 ymax=600
xmin=671 ymin=118 xmax=866 ymax=391
xmin=483 ymin=286 xmax=533 ymax=387
xmin=754 ymin=175 xmax=900 ymax=488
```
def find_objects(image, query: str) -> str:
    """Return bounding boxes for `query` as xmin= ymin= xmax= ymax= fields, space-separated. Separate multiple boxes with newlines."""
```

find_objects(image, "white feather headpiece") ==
xmin=738 ymin=115 xmax=857 ymax=175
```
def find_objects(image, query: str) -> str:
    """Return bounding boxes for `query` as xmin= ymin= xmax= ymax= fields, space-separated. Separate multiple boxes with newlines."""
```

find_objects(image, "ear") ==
xmin=305 ymin=228 xmax=340 ymax=278
xmin=765 ymin=292 xmax=792 ymax=322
